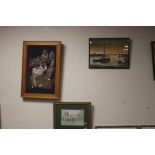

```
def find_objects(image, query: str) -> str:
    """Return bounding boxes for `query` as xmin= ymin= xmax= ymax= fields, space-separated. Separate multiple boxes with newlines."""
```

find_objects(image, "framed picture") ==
xmin=89 ymin=38 xmax=131 ymax=69
xmin=151 ymin=41 xmax=155 ymax=80
xmin=95 ymin=125 xmax=139 ymax=129
xmin=21 ymin=41 xmax=61 ymax=100
xmin=53 ymin=102 xmax=91 ymax=129
xmin=139 ymin=125 xmax=155 ymax=129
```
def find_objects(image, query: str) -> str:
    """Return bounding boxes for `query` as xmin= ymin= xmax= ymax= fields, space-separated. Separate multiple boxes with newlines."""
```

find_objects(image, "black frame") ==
xmin=95 ymin=125 xmax=140 ymax=129
xmin=95 ymin=125 xmax=155 ymax=129
xmin=89 ymin=38 xmax=131 ymax=69
xmin=53 ymin=102 xmax=91 ymax=129
xmin=151 ymin=41 xmax=155 ymax=80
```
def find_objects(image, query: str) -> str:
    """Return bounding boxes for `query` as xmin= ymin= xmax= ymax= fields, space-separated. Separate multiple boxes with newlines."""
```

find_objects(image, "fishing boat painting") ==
xmin=89 ymin=38 xmax=130 ymax=69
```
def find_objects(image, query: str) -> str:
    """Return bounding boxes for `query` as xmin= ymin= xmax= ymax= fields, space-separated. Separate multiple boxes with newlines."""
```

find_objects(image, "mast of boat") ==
xmin=103 ymin=43 xmax=105 ymax=58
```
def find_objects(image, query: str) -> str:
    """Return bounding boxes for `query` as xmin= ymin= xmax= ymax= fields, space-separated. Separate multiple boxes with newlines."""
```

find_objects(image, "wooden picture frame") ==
xmin=89 ymin=38 xmax=131 ymax=69
xmin=21 ymin=41 xmax=61 ymax=100
xmin=53 ymin=102 xmax=91 ymax=129
xmin=151 ymin=41 xmax=155 ymax=80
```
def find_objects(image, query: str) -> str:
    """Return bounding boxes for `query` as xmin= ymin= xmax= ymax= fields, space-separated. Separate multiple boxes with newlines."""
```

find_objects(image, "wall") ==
xmin=0 ymin=26 xmax=155 ymax=129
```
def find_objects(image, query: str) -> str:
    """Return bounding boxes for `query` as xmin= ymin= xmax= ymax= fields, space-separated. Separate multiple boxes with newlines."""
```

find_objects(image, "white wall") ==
xmin=0 ymin=26 xmax=155 ymax=129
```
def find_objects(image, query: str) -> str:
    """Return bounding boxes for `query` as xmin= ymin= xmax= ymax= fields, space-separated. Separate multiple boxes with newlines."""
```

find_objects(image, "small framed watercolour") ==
xmin=89 ymin=38 xmax=131 ymax=69
xmin=21 ymin=41 xmax=61 ymax=100
xmin=151 ymin=41 xmax=155 ymax=80
xmin=53 ymin=102 xmax=91 ymax=129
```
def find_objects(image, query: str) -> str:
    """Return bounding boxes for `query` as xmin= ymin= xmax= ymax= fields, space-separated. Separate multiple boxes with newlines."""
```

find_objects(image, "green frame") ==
xmin=53 ymin=102 xmax=91 ymax=129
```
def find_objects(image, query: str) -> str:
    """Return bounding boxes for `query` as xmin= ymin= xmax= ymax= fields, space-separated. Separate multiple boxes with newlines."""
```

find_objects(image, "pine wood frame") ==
xmin=21 ymin=41 xmax=61 ymax=100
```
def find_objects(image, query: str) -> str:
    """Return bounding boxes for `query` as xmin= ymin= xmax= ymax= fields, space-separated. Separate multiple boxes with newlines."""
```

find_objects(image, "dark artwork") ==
xmin=26 ymin=45 xmax=56 ymax=94
xmin=89 ymin=38 xmax=130 ymax=69
xmin=151 ymin=42 xmax=155 ymax=80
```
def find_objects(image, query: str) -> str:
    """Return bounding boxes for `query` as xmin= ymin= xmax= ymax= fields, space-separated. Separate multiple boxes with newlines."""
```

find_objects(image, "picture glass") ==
xmin=26 ymin=45 xmax=56 ymax=94
xmin=61 ymin=109 xmax=84 ymax=126
xmin=89 ymin=38 xmax=130 ymax=68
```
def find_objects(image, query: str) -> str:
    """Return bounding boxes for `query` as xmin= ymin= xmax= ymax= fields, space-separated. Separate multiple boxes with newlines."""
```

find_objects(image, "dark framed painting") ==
xmin=89 ymin=38 xmax=131 ymax=69
xmin=151 ymin=41 xmax=155 ymax=80
xmin=139 ymin=125 xmax=155 ymax=129
xmin=21 ymin=41 xmax=61 ymax=100
xmin=53 ymin=102 xmax=91 ymax=129
xmin=95 ymin=125 xmax=139 ymax=129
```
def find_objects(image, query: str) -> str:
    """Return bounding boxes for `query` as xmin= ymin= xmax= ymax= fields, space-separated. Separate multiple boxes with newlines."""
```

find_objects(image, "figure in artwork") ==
xmin=28 ymin=49 xmax=55 ymax=89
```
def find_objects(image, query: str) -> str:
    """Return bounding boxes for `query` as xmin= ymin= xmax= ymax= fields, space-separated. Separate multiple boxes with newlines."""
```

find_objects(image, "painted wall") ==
xmin=0 ymin=26 xmax=155 ymax=129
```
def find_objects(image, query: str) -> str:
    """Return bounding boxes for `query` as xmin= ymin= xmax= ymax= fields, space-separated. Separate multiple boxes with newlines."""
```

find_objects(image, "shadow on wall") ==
xmin=59 ymin=44 xmax=65 ymax=101
xmin=91 ymin=105 xmax=95 ymax=128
